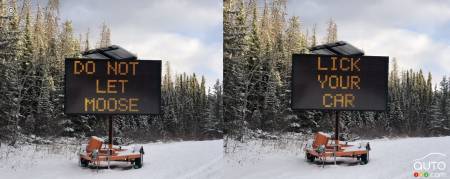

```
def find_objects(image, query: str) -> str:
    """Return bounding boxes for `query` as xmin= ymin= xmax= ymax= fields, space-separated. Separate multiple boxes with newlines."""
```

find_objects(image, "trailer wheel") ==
xmin=306 ymin=153 xmax=315 ymax=162
xmin=80 ymin=158 xmax=89 ymax=167
xmin=133 ymin=155 xmax=143 ymax=169
xmin=360 ymin=154 xmax=369 ymax=165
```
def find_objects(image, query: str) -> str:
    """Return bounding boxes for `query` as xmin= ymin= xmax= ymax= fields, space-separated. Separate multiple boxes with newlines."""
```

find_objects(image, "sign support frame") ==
xmin=334 ymin=110 xmax=339 ymax=146
xmin=66 ymin=45 xmax=159 ymax=170
xmin=107 ymin=115 xmax=112 ymax=169
xmin=108 ymin=115 xmax=113 ymax=150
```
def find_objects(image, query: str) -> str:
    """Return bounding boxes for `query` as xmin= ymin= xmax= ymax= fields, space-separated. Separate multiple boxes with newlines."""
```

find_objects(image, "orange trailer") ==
xmin=304 ymin=132 xmax=370 ymax=165
xmin=79 ymin=136 xmax=145 ymax=169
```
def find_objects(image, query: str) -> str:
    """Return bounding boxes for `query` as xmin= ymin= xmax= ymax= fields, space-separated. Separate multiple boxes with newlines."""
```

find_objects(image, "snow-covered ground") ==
xmin=2 ymin=136 xmax=449 ymax=179
xmin=0 ymin=139 xmax=223 ymax=179
xmin=224 ymin=136 xmax=450 ymax=179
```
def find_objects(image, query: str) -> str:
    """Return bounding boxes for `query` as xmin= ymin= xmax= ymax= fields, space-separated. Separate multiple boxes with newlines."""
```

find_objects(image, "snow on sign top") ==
xmin=291 ymin=54 xmax=388 ymax=111
xmin=64 ymin=58 xmax=161 ymax=114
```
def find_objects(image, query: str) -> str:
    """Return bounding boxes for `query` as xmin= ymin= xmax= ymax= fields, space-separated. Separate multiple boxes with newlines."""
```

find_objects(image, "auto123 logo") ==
xmin=413 ymin=153 xmax=448 ymax=178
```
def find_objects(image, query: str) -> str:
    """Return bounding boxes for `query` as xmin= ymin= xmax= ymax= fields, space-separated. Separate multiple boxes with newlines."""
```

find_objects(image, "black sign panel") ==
xmin=292 ymin=54 xmax=388 ymax=111
xmin=65 ymin=58 xmax=161 ymax=114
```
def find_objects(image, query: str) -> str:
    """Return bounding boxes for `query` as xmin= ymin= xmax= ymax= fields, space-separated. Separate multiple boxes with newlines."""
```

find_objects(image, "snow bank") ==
xmin=224 ymin=136 xmax=450 ymax=179
xmin=0 ymin=140 xmax=223 ymax=179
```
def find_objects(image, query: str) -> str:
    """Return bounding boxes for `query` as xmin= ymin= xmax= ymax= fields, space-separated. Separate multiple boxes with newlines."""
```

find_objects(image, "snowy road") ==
xmin=2 ymin=137 xmax=449 ymax=179
xmin=224 ymin=136 xmax=450 ymax=179
xmin=0 ymin=140 xmax=223 ymax=179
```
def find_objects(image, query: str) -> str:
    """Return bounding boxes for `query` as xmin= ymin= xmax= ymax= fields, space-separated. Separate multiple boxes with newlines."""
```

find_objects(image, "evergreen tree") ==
xmin=429 ymin=89 xmax=448 ymax=136
xmin=0 ymin=0 xmax=22 ymax=141
xmin=224 ymin=0 xmax=248 ymax=139
xmin=97 ymin=22 xmax=111 ymax=48
xmin=325 ymin=18 xmax=337 ymax=43
xmin=0 ymin=0 xmax=223 ymax=141
xmin=84 ymin=28 xmax=90 ymax=51
xmin=223 ymin=0 xmax=447 ymax=139
xmin=310 ymin=23 xmax=317 ymax=47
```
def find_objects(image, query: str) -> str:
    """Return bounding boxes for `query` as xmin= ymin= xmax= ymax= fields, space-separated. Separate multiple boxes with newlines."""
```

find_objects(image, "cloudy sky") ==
xmin=54 ymin=0 xmax=222 ymax=87
xmin=287 ymin=0 xmax=450 ymax=85
xmin=31 ymin=0 xmax=450 ymax=87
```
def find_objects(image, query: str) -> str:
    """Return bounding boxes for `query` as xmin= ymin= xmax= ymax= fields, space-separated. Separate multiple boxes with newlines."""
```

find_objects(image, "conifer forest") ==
xmin=0 ymin=0 xmax=223 ymax=143
xmin=224 ymin=0 xmax=450 ymax=140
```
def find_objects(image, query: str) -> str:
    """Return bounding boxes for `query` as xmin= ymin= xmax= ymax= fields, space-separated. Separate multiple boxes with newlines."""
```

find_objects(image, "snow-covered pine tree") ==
xmin=58 ymin=20 xmax=80 ymax=136
xmin=310 ymin=24 xmax=317 ymax=48
xmin=0 ymin=0 xmax=22 ymax=142
xmin=245 ymin=0 xmax=263 ymax=130
xmin=324 ymin=18 xmax=337 ymax=43
xmin=224 ymin=0 xmax=248 ymax=139
xmin=97 ymin=22 xmax=111 ymax=48
xmin=205 ymin=80 xmax=223 ymax=137
xmin=84 ymin=28 xmax=90 ymax=51
xmin=429 ymin=89 xmax=447 ymax=136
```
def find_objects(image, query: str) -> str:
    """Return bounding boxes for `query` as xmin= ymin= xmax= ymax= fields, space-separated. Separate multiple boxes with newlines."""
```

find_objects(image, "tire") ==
xmin=133 ymin=155 xmax=143 ymax=169
xmin=80 ymin=158 xmax=89 ymax=167
xmin=360 ymin=154 xmax=369 ymax=165
xmin=306 ymin=153 xmax=315 ymax=162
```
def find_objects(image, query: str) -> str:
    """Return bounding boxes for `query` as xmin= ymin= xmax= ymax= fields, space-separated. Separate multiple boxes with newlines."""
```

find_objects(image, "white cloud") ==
xmin=289 ymin=0 xmax=450 ymax=29
xmin=115 ymin=32 xmax=222 ymax=87
xmin=55 ymin=0 xmax=223 ymax=87
xmin=287 ymin=0 xmax=450 ymax=85
xmin=342 ymin=25 xmax=450 ymax=85
xmin=59 ymin=0 xmax=221 ymax=35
